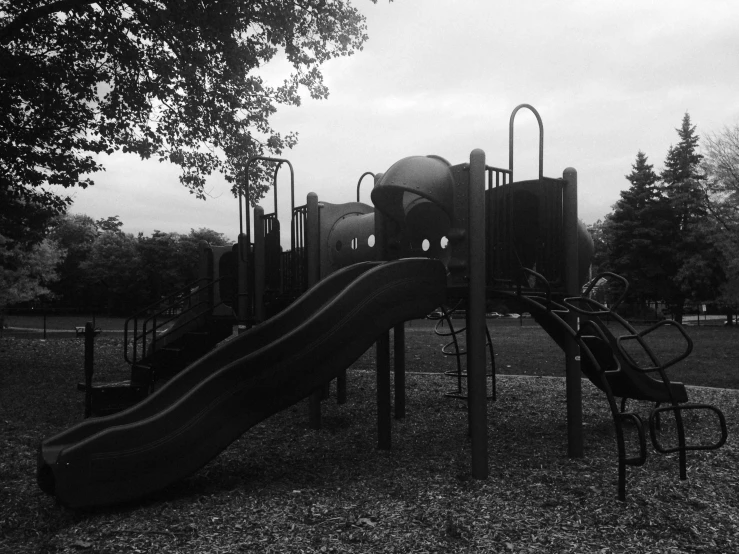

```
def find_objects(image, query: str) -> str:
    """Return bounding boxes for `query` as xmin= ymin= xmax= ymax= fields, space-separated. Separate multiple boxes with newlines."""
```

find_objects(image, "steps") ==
xmin=81 ymin=318 xmax=234 ymax=416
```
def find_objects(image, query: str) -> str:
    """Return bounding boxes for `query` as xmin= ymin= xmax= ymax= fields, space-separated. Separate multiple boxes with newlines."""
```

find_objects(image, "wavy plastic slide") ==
xmin=38 ymin=258 xmax=447 ymax=508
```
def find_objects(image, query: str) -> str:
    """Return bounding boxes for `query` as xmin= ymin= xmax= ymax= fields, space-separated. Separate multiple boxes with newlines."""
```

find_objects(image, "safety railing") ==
xmin=123 ymin=277 xmax=223 ymax=365
xmin=486 ymin=165 xmax=512 ymax=189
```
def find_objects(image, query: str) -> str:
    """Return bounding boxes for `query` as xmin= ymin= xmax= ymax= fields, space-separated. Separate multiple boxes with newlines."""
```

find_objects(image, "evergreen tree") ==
xmin=604 ymin=151 xmax=671 ymax=308
xmin=662 ymin=113 xmax=706 ymax=229
xmin=586 ymin=219 xmax=610 ymax=276
xmin=599 ymin=115 xmax=728 ymax=322
xmin=658 ymin=113 xmax=722 ymax=320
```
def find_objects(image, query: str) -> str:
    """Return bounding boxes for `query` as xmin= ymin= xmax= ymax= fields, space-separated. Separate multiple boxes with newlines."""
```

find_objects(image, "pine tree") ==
xmin=662 ymin=113 xmax=706 ymax=229
xmin=657 ymin=113 xmax=722 ymax=321
xmin=605 ymin=151 xmax=670 ymax=308
xmin=601 ymin=115 xmax=727 ymax=322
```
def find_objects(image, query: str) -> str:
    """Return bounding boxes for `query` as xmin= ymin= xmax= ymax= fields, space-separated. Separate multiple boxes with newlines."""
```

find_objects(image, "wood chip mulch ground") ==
xmin=1 ymin=336 xmax=738 ymax=553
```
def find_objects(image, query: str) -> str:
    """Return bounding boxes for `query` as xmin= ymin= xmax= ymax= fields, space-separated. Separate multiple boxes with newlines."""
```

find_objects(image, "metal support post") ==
xmin=84 ymin=322 xmax=95 ymax=418
xmin=563 ymin=167 xmax=583 ymax=457
xmin=468 ymin=149 xmax=488 ymax=479
xmin=373 ymin=173 xmax=392 ymax=447
xmin=307 ymin=193 xmax=329 ymax=424
xmin=237 ymin=233 xmax=250 ymax=328
xmin=394 ymin=323 xmax=406 ymax=419
xmin=377 ymin=331 xmax=391 ymax=449
xmin=306 ymin=193 xmax=320 ymax=286
xmin=254 ymin=206 xmax=265 ymax=323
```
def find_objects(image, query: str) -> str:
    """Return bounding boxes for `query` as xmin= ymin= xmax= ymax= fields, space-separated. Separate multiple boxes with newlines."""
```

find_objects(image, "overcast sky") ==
xmin=67 ymin=0 xmax=739 ymax=245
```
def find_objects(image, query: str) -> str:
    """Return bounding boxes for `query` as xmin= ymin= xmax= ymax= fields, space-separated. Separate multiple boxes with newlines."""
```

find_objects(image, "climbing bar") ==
xmin=649 ymin=404 xmax=728 ymax=454
xmin=581 ymin=272 xmax=629 ymax=312
xmin=616 ymin=320 xmax=693 ymax=373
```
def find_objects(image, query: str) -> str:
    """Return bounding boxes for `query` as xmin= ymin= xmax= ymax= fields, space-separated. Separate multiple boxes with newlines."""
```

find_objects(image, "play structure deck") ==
xmin=38 ymin=105 xmax=727 ymax=507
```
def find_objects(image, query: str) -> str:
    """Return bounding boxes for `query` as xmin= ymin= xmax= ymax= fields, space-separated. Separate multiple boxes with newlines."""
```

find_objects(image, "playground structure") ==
xmin=39 ymin=105 xmax=727 ymax=507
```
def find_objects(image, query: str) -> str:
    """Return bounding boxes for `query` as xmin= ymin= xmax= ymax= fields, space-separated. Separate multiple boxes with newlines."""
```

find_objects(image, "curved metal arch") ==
xmin=508 ymin=103 xmax=544 ymax=181
xmin=356 ymin=171 xmax=375 ymax=203
xmin=239 ymin=156 xmax=295 ymax=250
xmin=271 ymin=162 xmax=283 ymax=219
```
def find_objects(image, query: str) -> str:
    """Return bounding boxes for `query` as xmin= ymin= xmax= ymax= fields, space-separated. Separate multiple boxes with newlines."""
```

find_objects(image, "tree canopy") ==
xmin=0 ymin=235 xmax=64 ymax=311
xmin=702 ymin=122 xmax=739 ymax=311
xmin=703 ymin=123 xmax=739 ymax=235
xmin=1 ymin=0 xmax=379 ymax=216
xmin=26 ymin=213 xmax=234 ymax=314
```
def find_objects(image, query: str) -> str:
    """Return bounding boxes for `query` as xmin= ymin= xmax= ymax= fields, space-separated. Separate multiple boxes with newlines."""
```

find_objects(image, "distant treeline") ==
xmin=7 ymin=214 xmax=232 ymax=316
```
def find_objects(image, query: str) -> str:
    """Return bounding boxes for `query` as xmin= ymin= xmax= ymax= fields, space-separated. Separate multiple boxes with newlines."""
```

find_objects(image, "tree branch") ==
xmin=0 ymin=0 xmax=100 ymax=45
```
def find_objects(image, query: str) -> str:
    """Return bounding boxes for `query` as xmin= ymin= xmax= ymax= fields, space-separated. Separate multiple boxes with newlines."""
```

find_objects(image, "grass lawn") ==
xmin=405 ymin=318 xmax=739 ymax=390
xmin=2 ymin=314 xmax=128 ymax=338
xmin=1 ymin=319 xmax=738 ymax=553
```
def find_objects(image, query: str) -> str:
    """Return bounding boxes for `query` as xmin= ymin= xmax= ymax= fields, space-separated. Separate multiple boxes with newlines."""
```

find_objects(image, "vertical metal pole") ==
xmin=394 ymin=323 xmax=406 ymax=419
xmin=468 ymin=149 xmax=488 ymax=479
xmin=197 ymin=242 xmax=210 ymax=311
xmin=374 ymin=173 xmax=392 ymax=447
xmin=563 ymin=167 xmax=583 ymax=458
xmin=304 ymin=194 xmax=328 ymax=422
xmin=237 ymin=233 xmax=249 ymax=329
xmin=254 ymin=206 xmax=266 ymax=323
xmin=377 ymin=331 xmax=391 ymax=449
xmin=205 ymin=246 xmax=215 ymax=312
xmin=373 ymin=176 xmax=387 ymax=262
xmin=84 ymin=322 xmax=94 ymax=418
xmin=307 ymin=193 xmax=320 ymax=286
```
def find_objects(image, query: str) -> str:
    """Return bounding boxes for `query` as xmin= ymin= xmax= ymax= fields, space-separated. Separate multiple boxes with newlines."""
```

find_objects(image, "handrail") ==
xmin=124 ymin=277 xmax=208 ymax=363
xmin=356 ymin=171 xmax=375 ymax=202
xmin=518 ymin=267 xmax=552 ymax=308
xmin=581 ymin=272 xmax=629 ymax=312
xmin=509 ymin=103 xmax=544 ymax=181
xmin=485 ymin=165 xmax=512 ymax=190
xmin=616 ymin=320 xmax=693 ymax=374
xmin=271 ymin=162 xmax=282 ymax=219
xmin=124 ymin=277 xmax=226 ymax=365
xmin=650 ymin=404 xmax=727 ymax=454
xmin=239 ymin=156 xmax=295 ymax=256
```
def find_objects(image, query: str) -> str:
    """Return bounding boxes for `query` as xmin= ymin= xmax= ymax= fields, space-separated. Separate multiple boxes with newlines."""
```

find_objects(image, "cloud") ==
xmin=68 ymin=0 xmax=739 ymax=238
